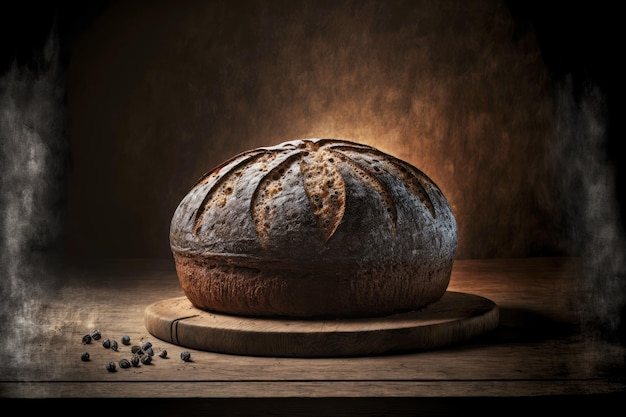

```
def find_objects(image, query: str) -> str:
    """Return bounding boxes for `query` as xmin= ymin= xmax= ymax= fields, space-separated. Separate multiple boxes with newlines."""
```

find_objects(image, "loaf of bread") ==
xmin=170 ymin=138 xmax=457 ymax=317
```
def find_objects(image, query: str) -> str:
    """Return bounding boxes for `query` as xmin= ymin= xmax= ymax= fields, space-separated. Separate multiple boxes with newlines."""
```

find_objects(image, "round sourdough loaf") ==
xmin=170 ymin=138 xmax=457 ymax=317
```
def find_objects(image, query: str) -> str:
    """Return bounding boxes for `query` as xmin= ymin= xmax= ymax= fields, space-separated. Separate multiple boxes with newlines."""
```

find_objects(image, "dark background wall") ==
xmin=1 ymin=0 xmax=624 ymax=263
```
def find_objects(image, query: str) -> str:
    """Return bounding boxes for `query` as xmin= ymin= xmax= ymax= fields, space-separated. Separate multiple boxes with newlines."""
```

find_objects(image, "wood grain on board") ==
xmin=144 ymin=292 xmax=499 ymax=357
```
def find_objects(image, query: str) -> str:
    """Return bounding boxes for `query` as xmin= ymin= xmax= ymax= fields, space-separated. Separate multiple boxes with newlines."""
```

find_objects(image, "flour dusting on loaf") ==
xmin=170 ymin=138 xmax=457 ymax=318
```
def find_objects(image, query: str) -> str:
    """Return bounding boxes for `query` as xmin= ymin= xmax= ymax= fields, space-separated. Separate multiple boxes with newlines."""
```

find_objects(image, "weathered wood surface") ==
xmin=1 ymin=257 xmax=624 ymax=401
xmin=144 ymin=292 xmax=499 ymax=357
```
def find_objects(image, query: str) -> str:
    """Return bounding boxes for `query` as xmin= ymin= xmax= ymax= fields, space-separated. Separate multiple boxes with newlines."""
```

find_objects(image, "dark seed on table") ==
xmin=102 ymin=339 xmax=111 ymax=349
xmin=90 ymin=329 xmax=102 ymax=340
xmin=110 ymin=340 xmax=119 ymax=351
xmin=141 ymin=341 xmax=152 ymax=351
xmin=141 ymin=355 xmax=152 ymax=365
xmin=121 ymin=335 xmax=131 ymax=345
xmin=106 ymin=362 xmax=116 ymax=372
xmin=82 ymin=334 xmax=92 ymax=345
xmin=81 ymin=352 xmax=90 ymax=362
xmin=159 ymin=350 xmax=167 ymax=359
xmin=131 ymin=345 xmax=142 ymax=355
xmin=181 ymin=351 xmax=191 ymax=362
xmin=119 ymin=358 xmax=131 ymax=369
xmin=131 ymin=355 xmax=140 ymax=367
xmin=145 ymin=347 xmax=154 ymax=356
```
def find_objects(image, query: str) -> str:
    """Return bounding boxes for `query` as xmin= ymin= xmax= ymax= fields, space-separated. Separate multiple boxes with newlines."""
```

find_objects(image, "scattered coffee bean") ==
xmin=82 ymin=330 xmax=182 ymax=372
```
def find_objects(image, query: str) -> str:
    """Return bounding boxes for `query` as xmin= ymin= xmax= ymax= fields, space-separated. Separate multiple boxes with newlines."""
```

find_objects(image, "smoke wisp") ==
xmin=555 ymin=77 xmax=626 ymax=369
xmin=0 ymin=27 xmax=68 ymax=377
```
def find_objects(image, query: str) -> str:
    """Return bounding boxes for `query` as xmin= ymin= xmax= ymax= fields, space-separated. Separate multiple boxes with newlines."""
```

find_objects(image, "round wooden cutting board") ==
xmin=144 ymin=291 xmax=498 ymax=357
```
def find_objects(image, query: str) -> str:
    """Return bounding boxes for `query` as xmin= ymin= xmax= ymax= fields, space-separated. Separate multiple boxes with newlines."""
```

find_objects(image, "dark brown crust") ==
xmin=170 ymin=138 xmax=458 ymax=318
xmin=173 ymin=251 xmax=452 ymax=318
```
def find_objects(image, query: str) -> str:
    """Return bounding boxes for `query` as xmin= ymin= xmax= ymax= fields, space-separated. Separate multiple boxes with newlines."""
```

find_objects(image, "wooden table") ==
xmin=2 ymin=257 xmax=624 ymax=415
